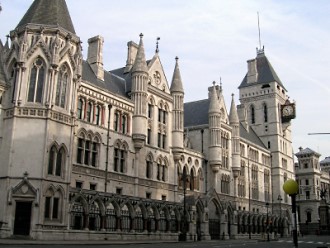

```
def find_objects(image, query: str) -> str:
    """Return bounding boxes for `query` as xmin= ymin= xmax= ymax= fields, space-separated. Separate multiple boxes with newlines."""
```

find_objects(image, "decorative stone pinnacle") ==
xmin=139 ymin=33 xmax=143 ymax=38
xmin=175 ymin=56 xmax=179 ymax=61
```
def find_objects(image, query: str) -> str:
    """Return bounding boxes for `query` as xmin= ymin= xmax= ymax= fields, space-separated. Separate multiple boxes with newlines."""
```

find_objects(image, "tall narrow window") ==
xmin=148 ymin=104 xmax=153 ymax=119
xmin=95 ymin=105 xmax=101 ymax=125
xmin=55 ymin=65 xmax=69 ymax=108
xmin=121 ymin=115 xmax=126 ymax=134
xmin=114 ymin=112 xmax=119 ymax=132
xmin=263 ymin=104 xmax=268 ymax=122
xmin=147 ymin=129 xmax=151 ymax=145
xmin=28 ymin=58 xmax=45 ymax=103
xmin=77 ymin=99 xmax=84 ymax=119
xmin=55 ymin=148 xmax=65 ymax=176
xmin=251 ymin=105 xmax=255 ymax=124
xmin=86 ymin=102 xmax=92 ymax=122
xmin=146 ymin=156 xmax=153 ymax=179
xmin=48 ymin=146 xmax=56 ymax=174
xmin=113 ymin=146 xmax=126 ymax=173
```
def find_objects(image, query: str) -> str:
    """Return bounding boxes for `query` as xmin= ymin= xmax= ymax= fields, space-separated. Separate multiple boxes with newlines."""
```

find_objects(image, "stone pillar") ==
xmin=201 ymin=208 xmax=211 ymax=240
xmin=221 ymin=210 xmax=229 ymax=239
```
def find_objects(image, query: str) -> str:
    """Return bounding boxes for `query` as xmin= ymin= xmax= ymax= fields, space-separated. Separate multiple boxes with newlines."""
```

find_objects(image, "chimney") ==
xmin=124 ymin=41 xmax=139 ymax=73
xmin=87 ymin=35 xmax=104 ymax=81
xmin=247 ymin=59 xmax=257 ymax=84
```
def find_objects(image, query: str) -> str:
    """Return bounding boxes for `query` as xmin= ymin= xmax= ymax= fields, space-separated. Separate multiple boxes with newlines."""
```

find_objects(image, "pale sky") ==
xmin=1 ymin=0 xmax=329 ymax=161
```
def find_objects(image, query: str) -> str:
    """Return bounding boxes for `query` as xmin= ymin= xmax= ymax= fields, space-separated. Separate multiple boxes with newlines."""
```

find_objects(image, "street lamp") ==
xmin=283 ymin=179 xmax=299 ymax=248
xmin=278 ymin=195 xmax=282 ymax=237
xmin=266 ymin=202 xmax=270 ymax=241
xmin=182 ymin=168 xmax=187 ymax=241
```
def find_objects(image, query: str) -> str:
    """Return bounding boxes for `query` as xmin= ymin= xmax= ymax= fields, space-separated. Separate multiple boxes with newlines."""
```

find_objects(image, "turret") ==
xmin=170 ymin=57 xmax=184 ymax=161
xmin=208 ymin=83 xmax=222 ymax=173
xmin=229 ymin=94 xmax=240 ymax=178
xmin=131 ymin=33 xmax=148 ymax=150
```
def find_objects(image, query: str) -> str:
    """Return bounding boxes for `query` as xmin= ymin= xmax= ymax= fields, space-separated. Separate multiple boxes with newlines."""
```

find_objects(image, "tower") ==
xmin=238 ymin=48 xmax=296 ymax=206
xmin=0 ymin=0 xmax=81 ymax=237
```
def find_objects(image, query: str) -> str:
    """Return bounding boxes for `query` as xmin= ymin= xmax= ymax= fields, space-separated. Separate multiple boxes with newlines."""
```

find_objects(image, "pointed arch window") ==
xmin=48 ymin=145 xmax=65 ymax=176
xmin=190 ymin=168 xmax=195 ymax=190
xmin=146 ymin=155 xmax=153 ymax=179
xmin=263 ymin=104 xmax=268 ymax=123
xmin=44 ymin=189 xmax=62 ymax=221
xmin=28 ymin=57 xmax=45 ymax=103
xmin=250 ymin=105 xmax=255 ymax=124
xmin=55 ymin=65 xmax=69 ymax=108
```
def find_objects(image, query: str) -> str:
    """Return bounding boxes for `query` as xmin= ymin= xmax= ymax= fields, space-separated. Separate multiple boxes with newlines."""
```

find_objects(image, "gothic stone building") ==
xmin=0 ymin=0 xmax=296 ymax=241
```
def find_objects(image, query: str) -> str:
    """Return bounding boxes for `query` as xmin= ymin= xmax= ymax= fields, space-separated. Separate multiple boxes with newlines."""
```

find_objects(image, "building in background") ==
xmin=295 ymin=148 xmax=330 ymax=235
xmin=0 ymin=0 xmax=297 ymax=241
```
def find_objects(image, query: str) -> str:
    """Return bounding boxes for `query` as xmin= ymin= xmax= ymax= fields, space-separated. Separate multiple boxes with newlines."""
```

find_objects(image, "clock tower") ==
xmin=238 ymin=48 xmax=296 ymax=208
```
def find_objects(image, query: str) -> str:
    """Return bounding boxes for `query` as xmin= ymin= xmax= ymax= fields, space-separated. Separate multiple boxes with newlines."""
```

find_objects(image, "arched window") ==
xmin=146 ymin=155 xmax=153 ymax=179
xmin=263 ymin=104 xmax=268 ymax=122
xmin=250 ymin=105 xmax=255 ymax=124
xmin=55 ymin=65 xmax=69 ymax=108
xmin=48 ymin=145 xmax=65 ymax=176
xmin=44 ymin=188 xmax=62 ymax=221
xmin=28 ymin=57 xmax=45 ymax=103
xmin=190 ymin=168 xmax=195 ymax=190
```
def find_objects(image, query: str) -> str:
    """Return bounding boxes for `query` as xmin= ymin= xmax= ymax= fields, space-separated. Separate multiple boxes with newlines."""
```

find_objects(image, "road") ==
xmin=1 ymin=236 xmax=329 ymax=248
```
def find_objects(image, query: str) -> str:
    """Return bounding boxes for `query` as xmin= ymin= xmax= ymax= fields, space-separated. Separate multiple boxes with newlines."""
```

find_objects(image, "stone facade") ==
xmin=295 ymin=149 xmax=330 ymax=235
xmin=0 ymin=0 xmax=296 ymax=241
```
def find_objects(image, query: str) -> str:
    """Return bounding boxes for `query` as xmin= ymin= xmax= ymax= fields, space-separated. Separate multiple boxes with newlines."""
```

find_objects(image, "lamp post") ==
xmin=266 ymin=202 xmax=270 ymax=241
xmin=182 ymin=168 xmax=187 ymax=241
xmin=278 ymin=195 xmax=282 ymax=237
xmin=283 ymin=179 xmax=299 ymax=248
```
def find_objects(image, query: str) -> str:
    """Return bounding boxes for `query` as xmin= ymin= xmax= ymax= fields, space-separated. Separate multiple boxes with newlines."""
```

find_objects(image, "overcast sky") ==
xmin=1 ymin=0 xmax=329 ymax=161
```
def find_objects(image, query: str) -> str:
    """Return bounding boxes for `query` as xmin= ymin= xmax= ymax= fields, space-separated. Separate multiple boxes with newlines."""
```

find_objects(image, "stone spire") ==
xmin=170 ymin=56 xmax=184 ymax=93
xmin=229 ymin=94 xmax=239 ymax=125
xmin=208 ymin=82 xmax=220 ymax=114
xmin=16 ymin=0 xmax=76 ymax=34
xmin=132 ymin=33 xmax=148 ymax=73
xmin=229 ymin=94 xmax=241 ymax=186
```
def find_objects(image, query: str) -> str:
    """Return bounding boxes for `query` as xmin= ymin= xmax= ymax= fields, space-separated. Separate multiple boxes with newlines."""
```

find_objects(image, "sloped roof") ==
xmin=239 ymin=123 xmax=266 ymax=149
xmin=239 ymin=52 xmax=286 ymax=90
xmin=184 ymin=99 xmax=210 ymax=127
xmin=16 ymin=0 xmax=76 ymax=34
xmin=295 ymin=147 xmax=321 ymax=157
xmin=82 ymin=61 xmax=127 ymax=97
xmin=320 ymin=157 xmax=330 ymax=165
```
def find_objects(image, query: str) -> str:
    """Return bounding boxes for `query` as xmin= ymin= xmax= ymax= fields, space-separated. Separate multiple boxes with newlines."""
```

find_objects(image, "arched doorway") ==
xmin=208 ymin=200 xmax=221 ymax=240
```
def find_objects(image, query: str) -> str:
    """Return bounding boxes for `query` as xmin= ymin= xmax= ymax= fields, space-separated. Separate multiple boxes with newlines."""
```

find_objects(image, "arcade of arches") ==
xmin=69 ymin=189 xmax=291 ymax=240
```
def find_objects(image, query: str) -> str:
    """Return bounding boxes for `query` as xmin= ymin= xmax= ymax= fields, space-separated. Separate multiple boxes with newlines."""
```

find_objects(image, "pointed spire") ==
xmin=229 ymin=94 xmax=239 ymax=124
xmin=155 ymin=37 xmax=160 ymax=54
xmin=132 ymin=33 xmax=148 ymax=73
xmin=170 ymin=56 xmax=184 ymax=93
xmin=208 ymin=82 xmax=220 ymax=113
xmin=16 ymin=0 xmax=76 ymax=34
